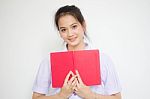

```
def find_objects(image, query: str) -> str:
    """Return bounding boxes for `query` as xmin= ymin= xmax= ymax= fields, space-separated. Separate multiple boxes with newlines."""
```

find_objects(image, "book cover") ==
xmin=50 ymin=49 xmax=101 ymax=88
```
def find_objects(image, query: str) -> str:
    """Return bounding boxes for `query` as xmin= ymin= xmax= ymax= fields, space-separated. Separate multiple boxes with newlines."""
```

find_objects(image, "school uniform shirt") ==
xmin=32 ymin=42 xmax=122 ymax=98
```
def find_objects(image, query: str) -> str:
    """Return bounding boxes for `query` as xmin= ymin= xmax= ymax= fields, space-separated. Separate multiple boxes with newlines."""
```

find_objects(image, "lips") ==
xmin=68 ymin=37 xmax=77 ymax=42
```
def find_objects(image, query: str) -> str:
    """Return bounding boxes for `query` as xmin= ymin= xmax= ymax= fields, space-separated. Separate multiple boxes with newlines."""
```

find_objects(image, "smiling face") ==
xmin=58 ymin=15 xmax=86 ymax=50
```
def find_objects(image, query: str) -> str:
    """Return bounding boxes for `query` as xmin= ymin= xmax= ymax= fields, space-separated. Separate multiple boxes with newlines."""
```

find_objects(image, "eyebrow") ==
xmin=70 ymin=23 xmax=78 ymax=26
xmin=59 ymin=23 xmax=78 ymax=29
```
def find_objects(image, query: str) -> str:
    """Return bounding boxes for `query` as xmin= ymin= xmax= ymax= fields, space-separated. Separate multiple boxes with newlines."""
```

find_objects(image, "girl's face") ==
xmin=58 ymin=15 xmax=86 ymax=50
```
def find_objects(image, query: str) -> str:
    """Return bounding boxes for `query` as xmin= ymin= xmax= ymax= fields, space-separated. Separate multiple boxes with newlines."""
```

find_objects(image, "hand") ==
xmin=59 ymin=71 xmax=77 ymax=99
xmin=74 ymin=70 xmax=95 ymax=99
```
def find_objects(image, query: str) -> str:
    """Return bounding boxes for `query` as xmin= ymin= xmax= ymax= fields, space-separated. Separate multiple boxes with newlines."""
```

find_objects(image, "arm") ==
xmin=86 ymin=92 xmax=121 ymax=99
xmin=74 ymin=70 xmax=122 ymax=99
xmin=32 ymin=71 xmax=77 ymax=99
xmin=74 ymin=85 xmax=121 ymax=99
xmin=32 ymin=92 xmax=65 ymax=99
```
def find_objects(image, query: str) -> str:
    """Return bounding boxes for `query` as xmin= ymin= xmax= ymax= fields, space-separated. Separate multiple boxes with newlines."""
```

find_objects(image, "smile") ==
xmin=68 ymin=37 xmax=77 ymax=42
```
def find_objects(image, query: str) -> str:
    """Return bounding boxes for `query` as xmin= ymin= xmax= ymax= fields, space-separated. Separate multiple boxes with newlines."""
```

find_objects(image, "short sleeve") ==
xmin=32 ymin=56 xmax=51 ymax=94
xmin=100 ymin=53 xmax=122 ymax=95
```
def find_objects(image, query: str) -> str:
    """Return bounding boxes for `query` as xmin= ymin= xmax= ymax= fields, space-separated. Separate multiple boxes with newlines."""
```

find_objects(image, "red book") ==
xmin=50 ymin=49 xmax=101 ymax=88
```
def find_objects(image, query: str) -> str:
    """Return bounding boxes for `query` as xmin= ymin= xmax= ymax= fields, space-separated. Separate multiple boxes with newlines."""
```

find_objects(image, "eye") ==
xmin=72 ymin=25 xmax=77 ymax=29
xmin=60 ymin=29 xmax=66 ymax=32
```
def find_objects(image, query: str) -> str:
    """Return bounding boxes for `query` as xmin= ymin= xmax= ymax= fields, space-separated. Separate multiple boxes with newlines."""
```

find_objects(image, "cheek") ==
xmin=60 ymin=34 xmax=67 ymax=40
xmin=78 ymin=29 xmax=85 ymax=36
xmin=73 ymin=28 xmax=83 ymax=35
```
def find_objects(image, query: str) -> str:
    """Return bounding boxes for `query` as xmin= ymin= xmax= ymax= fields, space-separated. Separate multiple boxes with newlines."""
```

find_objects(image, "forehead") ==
xmin=58 ymin=15 xmax=79 ymax=27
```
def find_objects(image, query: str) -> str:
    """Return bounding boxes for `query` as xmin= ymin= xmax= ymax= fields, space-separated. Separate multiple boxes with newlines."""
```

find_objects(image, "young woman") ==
xmin=32 ymin=5 xmax=122 ymax=99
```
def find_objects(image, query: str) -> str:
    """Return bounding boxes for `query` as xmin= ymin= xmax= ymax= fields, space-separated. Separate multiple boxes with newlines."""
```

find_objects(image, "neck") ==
xmin=67 ymin=41 xmax=85 ymax=51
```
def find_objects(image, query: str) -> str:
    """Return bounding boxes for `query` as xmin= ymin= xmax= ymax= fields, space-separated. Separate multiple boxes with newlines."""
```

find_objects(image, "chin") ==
xmin=68 ymin=41 xmax=79 ymax=47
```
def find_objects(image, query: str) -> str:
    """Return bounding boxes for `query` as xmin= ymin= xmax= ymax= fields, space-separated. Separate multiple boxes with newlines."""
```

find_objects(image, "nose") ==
xmin=67 ymin=29 xmax=73 ymax=37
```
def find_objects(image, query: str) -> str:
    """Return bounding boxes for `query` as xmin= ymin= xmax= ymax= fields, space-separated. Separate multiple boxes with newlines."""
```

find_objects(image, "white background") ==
xmin=0 ymin=0 xmax=150 ymax=99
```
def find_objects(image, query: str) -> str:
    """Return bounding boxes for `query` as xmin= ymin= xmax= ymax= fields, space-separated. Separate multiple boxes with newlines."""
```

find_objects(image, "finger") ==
xmin=73 ymin=81 xmax=78 ymax=90
xmin=76 ymin=79 xmax=80 ymax=88
xmin=73 ymin=81 xmax=79 ymax=92
xmin=71 ymin=78 xmax=77 ymax=91
xmin=64 ymin=71 xmax=74 ymax=84
xmin=73 ymin=86 xmax=78 ymax=92
xmin=68 ymin=75 xmax=76 ymax=85
xmin=71 ymin=77 xmax=77 ymax=86
xmin=75 ymin=70 xmax=83 ymax=84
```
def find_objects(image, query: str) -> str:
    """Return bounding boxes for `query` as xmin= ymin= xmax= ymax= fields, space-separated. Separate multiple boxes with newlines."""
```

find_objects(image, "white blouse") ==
xmin=32 ymin=43 xmax=122 ymax=99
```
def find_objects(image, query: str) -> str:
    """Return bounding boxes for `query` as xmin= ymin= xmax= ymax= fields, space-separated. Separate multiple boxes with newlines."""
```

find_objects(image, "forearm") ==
xmin=33 ymin=95 xmax=59 ymax=99
xmin=86 ymin=92 xmax=121 ymax=99
xmin=32 ymin=92 xmax=67 ymax=99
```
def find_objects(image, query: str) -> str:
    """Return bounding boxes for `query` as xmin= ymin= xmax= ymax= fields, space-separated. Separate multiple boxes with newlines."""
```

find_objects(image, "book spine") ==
xmin=72 ymin=51 xmax=75 ymax=73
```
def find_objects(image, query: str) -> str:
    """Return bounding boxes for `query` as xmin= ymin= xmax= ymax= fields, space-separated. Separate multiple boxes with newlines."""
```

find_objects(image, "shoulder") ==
xmin=100 ymin=52 xmax=113 ymax=64
xmin=90 ymin=47 xmax=113 ymax=64
xmin=37 ymin=53 xmax=51 ymax=73
xmin=40 ymin=54 xmax=50 ymax=65
xmin=90 ymin=48 xmax=115 ymax=71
